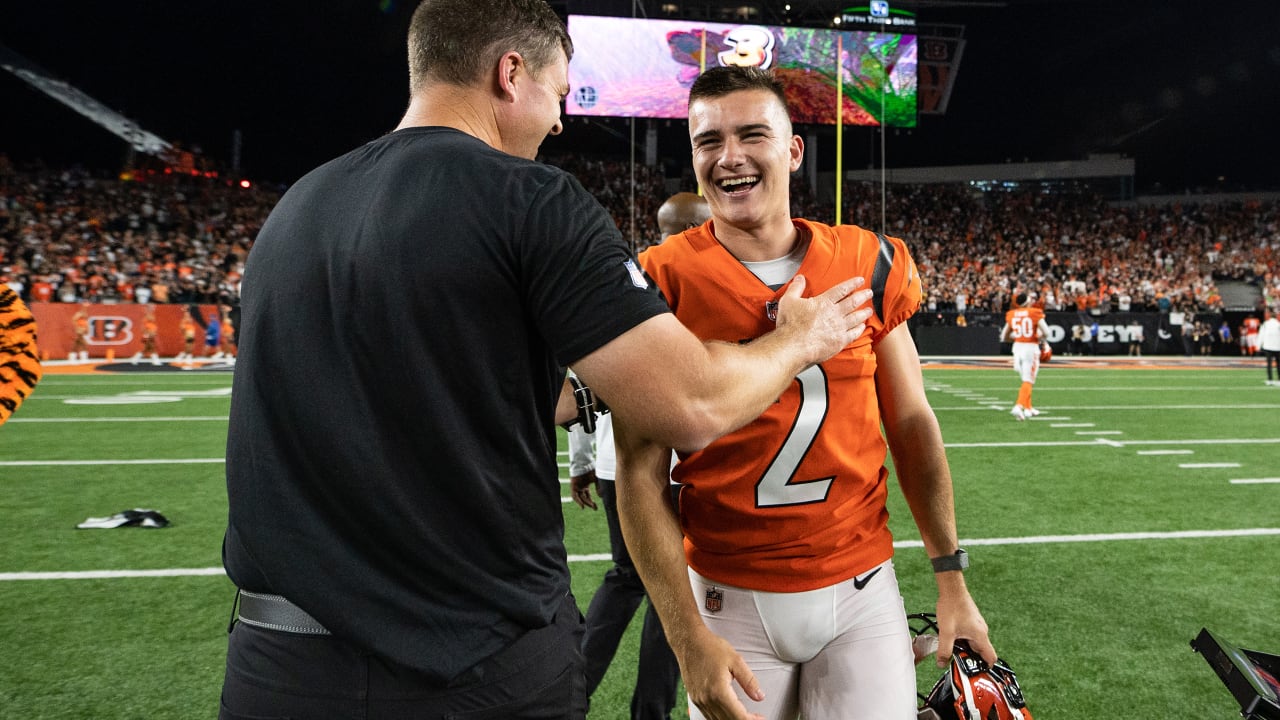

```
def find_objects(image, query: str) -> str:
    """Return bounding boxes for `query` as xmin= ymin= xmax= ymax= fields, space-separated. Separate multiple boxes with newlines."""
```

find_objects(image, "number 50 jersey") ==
xmin=638 ymin=218 xmax=922 ymax=593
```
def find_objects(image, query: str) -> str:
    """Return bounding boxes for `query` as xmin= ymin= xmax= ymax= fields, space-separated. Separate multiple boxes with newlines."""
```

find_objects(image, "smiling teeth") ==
xmin=720 ymin=176 xmax=759 ymax=188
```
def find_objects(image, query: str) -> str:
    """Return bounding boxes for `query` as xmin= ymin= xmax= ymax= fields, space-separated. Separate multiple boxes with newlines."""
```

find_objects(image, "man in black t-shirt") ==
xmin=219 ymin=2 xmax=875 ymax=719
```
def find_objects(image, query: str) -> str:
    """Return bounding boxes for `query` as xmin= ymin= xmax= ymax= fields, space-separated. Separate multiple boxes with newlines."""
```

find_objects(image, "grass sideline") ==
xmin=1 ymin=363 xmax=1278 ymax=718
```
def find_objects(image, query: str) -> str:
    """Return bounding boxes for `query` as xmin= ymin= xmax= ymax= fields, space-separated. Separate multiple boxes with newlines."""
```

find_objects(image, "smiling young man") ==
xmin=614 ymin=66 xmax=998 ymax=720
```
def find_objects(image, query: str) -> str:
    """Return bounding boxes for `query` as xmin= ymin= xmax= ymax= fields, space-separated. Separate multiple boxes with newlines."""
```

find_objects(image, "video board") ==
xmin=566 ymin=15 xmax=916 ymax=127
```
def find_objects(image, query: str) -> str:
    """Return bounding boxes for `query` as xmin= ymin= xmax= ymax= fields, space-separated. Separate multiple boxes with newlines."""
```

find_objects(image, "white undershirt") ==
xmin=739 ymin=237 xmax=809 ymax=290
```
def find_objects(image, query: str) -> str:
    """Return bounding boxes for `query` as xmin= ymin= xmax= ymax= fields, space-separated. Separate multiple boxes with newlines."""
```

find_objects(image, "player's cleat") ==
xmin=1025 ymin=408 xmax=1041 ymax=417
xmin=1011 ymin=405 xmax=1026 ymax=421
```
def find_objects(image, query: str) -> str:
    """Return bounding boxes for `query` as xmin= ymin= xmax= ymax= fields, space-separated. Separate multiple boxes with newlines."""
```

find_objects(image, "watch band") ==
xmin=931 ymin=548 xmax=969 ymax=573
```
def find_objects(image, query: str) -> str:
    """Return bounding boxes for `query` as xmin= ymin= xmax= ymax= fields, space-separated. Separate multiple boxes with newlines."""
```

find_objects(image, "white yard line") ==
xmin=6 ymin=529 xmax=1277 ymax=581
xmin=7 ymin=438 xmax=1274 ymax=463
xmin=1011 ymin=387 xmax=1267 ymax=391
xmin=0 ymin=458 xmax=225 ymax=466
xmin=0 ymin=568 xmax=229 ymax=580
xmin=6 ymin=416 xmax=229 ymax=423
xmin=1230 ymin=478 xmax=1280 ymax=484
xmin=932 ymin=404 xmax=1280 ymax=411
xmin=945 ymin=437 xmax=1280 ymax=449
xmin=947 ymin=528 xmax=1280 ymax=546
xmin=28 ymin=395 xmax=233 ymax=401
xmin=34 ymin=378 xmax=232 ymax=384
xmin=1180 ymin=462 xmax=1242 ymax=469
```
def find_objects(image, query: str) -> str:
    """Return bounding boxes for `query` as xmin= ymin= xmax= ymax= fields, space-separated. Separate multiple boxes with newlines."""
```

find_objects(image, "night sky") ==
xmin=2 ymin=1 xmax=1277 ymax=193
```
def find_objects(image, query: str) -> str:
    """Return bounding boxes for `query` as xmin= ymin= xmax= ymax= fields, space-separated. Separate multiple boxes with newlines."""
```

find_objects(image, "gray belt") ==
xmin=236 ymin=590 xmax=331 ymax=635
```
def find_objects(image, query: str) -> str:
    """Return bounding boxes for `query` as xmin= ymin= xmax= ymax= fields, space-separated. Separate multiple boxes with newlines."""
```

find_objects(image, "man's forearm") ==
xmin=613 ymin=425 xmax=706 ymax=656
xmin=893 ymin=434 xmax=959 ymax=559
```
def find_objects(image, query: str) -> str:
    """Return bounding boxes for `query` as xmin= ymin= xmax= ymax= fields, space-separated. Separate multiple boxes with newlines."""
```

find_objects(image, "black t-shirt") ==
xmin=223 ymin=127 xmax=669 ymax=681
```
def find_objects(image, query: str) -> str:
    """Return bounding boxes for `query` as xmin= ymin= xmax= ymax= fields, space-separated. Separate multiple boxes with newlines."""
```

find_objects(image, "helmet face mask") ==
xmin=909 ymin=614 xmax=1034 ymax=720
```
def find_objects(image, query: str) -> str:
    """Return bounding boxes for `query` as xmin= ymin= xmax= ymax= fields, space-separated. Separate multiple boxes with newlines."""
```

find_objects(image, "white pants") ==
xmin=687 ymin=560 xmax=915 ymax=720
xmin=1011 ymin=342 xmax=1040 ymax=384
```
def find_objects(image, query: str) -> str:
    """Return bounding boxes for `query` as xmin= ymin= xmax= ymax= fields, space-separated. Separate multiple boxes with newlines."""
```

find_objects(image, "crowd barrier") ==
xmin=911 ymin=311 xmax=1240 ymax=356
xmin=28 ymin=303 xmax=228 ymax=360
xmin=25 ymin=304 xmax=1246 ymax=360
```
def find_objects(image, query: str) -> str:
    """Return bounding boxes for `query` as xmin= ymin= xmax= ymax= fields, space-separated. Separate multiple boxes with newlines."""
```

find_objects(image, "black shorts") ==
xmin=219 ymin=593 xmax=586 ymax=720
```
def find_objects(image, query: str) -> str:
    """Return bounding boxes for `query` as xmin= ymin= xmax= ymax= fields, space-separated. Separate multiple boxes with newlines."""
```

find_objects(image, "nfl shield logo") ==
xmin=623 ymin=258 xmax=649 ymax=289
xmin=705 ymin=587 xmax=723 ymax=613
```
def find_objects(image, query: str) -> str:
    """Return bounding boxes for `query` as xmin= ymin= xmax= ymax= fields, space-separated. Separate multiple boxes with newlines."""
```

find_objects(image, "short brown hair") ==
xmin=688 ymin=66 xmax=788 ymax=114
xmin=407 ymin=0 xmax=573 ymax=90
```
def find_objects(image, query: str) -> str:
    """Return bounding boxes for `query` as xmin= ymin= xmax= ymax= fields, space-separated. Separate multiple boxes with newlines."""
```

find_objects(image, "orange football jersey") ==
xmin=1004 ymin=306 xmax=1045 ymax=344
xmin=639 ymin=219 xmax=922 ymax=592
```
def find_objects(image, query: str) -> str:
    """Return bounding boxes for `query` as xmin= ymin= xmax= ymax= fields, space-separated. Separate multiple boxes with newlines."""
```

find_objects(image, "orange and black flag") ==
xmin=0 ymin=285 xmax=43 ymax=424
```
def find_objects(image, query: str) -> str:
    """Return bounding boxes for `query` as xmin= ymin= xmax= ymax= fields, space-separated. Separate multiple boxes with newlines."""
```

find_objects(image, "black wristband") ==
xmin=931 ymin=549 xmax=969 ymax=573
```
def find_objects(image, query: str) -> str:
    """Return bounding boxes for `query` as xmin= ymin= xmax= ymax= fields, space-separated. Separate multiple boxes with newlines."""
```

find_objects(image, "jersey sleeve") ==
xmin=872 ymin=234 xmax=923 ymax=341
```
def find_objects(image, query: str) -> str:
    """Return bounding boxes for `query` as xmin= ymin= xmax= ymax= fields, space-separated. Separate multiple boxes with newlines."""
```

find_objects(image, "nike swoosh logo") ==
xmin=853 ymin=567 xmax=882 ymax=591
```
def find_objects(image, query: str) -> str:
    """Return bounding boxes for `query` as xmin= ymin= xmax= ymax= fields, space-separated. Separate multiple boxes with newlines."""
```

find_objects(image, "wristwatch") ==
xmin=931 ymin=549 xmax=969 ymax=573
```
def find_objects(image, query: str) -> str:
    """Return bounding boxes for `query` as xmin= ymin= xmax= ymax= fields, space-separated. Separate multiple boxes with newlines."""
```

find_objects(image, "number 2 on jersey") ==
xmin=755 ymin=364 xmax=835 ymax=507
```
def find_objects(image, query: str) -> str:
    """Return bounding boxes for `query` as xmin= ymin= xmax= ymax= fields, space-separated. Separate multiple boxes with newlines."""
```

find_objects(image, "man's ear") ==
xmin=789 ymin=133 xmax=804 ymax=173
xmin=495 ymin=51 xmax=524 ymax=102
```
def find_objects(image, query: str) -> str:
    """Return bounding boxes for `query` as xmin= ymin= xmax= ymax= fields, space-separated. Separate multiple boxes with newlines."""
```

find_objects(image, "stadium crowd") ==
xmin=787 ymin=177 xmax=1279 ymax=319
xmin=3 ymin=156 xmax=1278 ymax=319
xmin=0 ymin=157 xmax=269 ymax=307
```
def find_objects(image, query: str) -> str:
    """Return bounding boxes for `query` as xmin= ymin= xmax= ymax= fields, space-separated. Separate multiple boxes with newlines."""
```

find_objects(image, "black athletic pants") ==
xmin=581 ymin=478 xmax=681 ymax=720
xmin=219 ymin=593 xmax=586 ymax=720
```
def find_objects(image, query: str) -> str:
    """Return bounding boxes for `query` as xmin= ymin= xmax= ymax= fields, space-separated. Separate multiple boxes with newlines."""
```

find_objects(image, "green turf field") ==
xmin=1 ymin=364 xmax=1277 ymax=718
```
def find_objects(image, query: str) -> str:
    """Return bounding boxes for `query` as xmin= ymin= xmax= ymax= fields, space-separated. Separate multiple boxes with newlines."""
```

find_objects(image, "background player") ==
xmin=1243 ymin=313 xmax=1261 ymax=357
xmin=1000 ymin=292 xmax=1051 ymax=420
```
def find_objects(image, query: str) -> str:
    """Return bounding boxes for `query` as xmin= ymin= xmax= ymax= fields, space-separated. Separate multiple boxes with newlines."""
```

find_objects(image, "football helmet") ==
xmin=909 ymin=614 xmax=1034 ymax=720
xmin=1039 ymin=342 xmax=1053 ymax=363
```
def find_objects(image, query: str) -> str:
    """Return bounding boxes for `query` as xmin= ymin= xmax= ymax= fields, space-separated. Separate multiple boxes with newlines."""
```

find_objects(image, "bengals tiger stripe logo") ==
xmin=0 ymin=286 xmax=42 ymax=424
